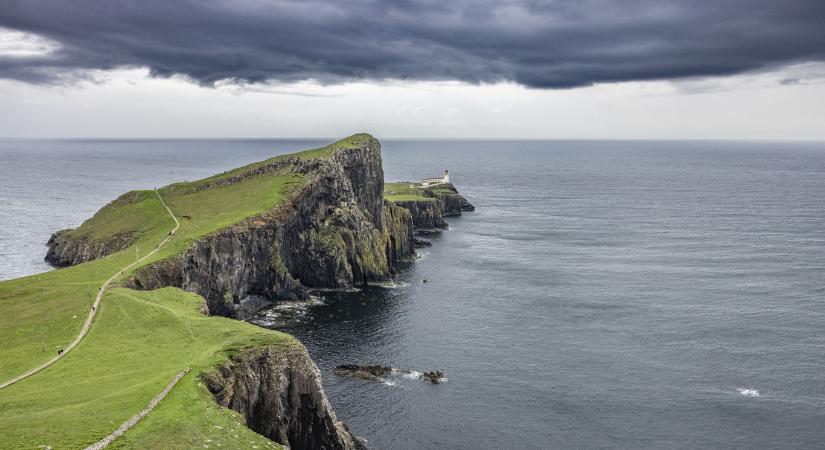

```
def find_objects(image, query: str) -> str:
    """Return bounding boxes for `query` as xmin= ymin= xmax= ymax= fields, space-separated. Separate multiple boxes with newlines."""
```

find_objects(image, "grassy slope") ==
xmin=0 ymin=193 xmax=174 ymax=380
xmin=384 ymin=181 xmax=438 ymax=202
xmin=0 ymin=134 xmax=360 ymax=379
xmin=0 ymin=174 xmax=302 ymax=382
xmin=142 ymin=173 xmax=306 ymax=269
xmin=60 ymin=190 xmax=170 ymax=242
xmin=179 ymin=132 xmax=374 ymax=190
xmin=0 ymin=287 xmax=290 ymax=449
xmin=0 ymin=135 xmax=374 ymax=448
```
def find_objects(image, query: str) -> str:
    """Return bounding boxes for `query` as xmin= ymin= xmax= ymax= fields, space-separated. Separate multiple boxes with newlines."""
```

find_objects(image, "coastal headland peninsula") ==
xmin=0 ymin=134 xmax=472 ymax=449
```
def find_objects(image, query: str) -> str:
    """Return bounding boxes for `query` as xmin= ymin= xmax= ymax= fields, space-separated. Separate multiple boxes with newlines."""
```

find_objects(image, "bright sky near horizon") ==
xmin=1 ymin=1 xmax=824 ymax=140
xmin=1 ymin=66 xmax=824 ymax=140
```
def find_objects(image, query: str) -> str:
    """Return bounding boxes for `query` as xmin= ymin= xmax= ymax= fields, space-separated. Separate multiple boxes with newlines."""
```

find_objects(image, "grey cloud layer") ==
xmin=1 ymin=0 xmax=824 ymax=87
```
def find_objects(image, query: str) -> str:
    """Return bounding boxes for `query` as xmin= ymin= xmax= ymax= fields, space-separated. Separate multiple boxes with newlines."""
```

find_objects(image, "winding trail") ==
xmin=84 ymin=368 xmax=191 ymax=450
xmin=0 ymin=190 xmax=179 ymax=390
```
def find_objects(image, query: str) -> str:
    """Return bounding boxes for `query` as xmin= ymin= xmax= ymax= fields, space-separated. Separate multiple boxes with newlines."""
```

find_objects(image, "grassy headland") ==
xmin=384 ymin=182 xmax=437 ymax=202
xmin=0 ymin=135 xmax=372 ymax=448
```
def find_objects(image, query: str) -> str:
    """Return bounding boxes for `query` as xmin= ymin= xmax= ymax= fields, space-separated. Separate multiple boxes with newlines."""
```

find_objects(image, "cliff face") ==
xmin=45 ymin=190 xmax=160 ymax=267
xmin=391 ymin=183 xmax=475 ymax=231
xmin=393 ymin=199 xmax=447 ymax=230
xmin=428 ymin=183 xmax=475 ymax=215
xmin=206 ymin=344 xmax=364 ymax=450
xmin=382 ymin=201 xmax=416 ymax=263
xmin=45 ymin=229 xmax=128 ymax=267
xmin=126 ymin=137 xmax=415 ymax=317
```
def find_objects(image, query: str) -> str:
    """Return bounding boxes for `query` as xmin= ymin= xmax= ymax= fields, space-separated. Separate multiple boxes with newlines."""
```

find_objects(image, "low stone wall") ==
xmin=84 ymin=368 xmax=190 ymax=450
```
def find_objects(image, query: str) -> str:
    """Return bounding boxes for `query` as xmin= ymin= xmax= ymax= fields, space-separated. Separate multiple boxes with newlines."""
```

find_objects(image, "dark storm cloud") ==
xmin=1 ymin=0 xmax=824 ymax=88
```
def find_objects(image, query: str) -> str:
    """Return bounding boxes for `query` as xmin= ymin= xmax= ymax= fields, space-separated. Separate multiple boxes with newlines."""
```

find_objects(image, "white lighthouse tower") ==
xmin=422 ymin=169 xmax=450 ymax=187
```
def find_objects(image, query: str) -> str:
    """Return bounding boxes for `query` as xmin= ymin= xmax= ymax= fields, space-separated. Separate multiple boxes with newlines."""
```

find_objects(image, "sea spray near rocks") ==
xmin=334 ymin=365 xmax=446 ymax=384
xmin=737 ymin=388 xmax=760 ymax=397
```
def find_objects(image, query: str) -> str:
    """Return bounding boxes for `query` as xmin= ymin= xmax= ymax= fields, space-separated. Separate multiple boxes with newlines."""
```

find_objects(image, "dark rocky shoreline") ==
xmin=42 ymin=136 xmax=472 ymax=449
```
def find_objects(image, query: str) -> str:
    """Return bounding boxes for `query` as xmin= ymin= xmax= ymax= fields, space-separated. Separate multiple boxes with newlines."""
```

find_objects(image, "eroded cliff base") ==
xmin=206 ymin=344 xmax=365 ymax=450
xmin=122 ymin=136 xmax=416 ymax=317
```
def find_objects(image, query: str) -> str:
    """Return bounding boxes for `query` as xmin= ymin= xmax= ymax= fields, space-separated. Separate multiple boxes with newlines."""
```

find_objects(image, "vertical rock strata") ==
xmin=391 ymin=183 xmax=475 ymax=231
xmin=127 ymin=137 xmax=416 ymax=316
xmin=41 ymin=135 xmax=476 ymax=450
xmin=206 ymin=344 xmax=364 ymax=450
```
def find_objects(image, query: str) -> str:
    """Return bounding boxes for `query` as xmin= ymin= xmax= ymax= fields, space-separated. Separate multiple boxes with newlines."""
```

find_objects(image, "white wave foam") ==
xmin=271 ymin=296 xmax=325 ymax=312
xmin=273 ymin=303 xmax=304 ymax=311
xmin=372 ymin=280 xmax=408 ymax=289
xmin=307 ymin=295 xmax=325 ymax=305
xmin=737 ymin=387 xmax=760 ymax=397
xmin=401 ymin=370 xmax=421 ymax=379
xmin=311 ymin=286 xmax=361 ymax=293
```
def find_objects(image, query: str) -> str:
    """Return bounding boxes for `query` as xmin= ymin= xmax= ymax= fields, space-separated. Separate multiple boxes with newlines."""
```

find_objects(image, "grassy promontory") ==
xmin=384 ymin=181 xmax=459 ymax=202
xmin=0 ymin=136 xmax=373 ymax=449
xmin=384 ymin=181 xmax=474 ymax=230
xmin=383 ymin=182 xmax=437 ymax=202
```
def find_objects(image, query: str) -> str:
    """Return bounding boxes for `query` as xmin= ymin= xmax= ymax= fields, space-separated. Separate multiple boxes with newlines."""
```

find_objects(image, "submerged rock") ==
xmin=419 ymin=370 xmax=445 ymax=383
xmin=335 ymin=365 xmax=446 ymax=385
xmin=333 ymin=364 xmax=393 ymax=382
xmin=415 ymin=228 xmax=443 ymax=237
xmin=234 ymin=295 xmax=274 ymax=320
xmin=413 ymin=237 xmax=432 ymax=248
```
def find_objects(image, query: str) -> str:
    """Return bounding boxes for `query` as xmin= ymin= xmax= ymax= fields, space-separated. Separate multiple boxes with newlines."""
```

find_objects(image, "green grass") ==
xmin=168 ymin=133 xmax=375 ymax=194
xmin=421 ymin=183 xmax=454 ymax=195
xmin=109 ymin=367 xmax=283 ymax=450
xmin=0 ymin=170 xmax=303 ymax=381
xmin=0 ymin=196 xmax=175 ymax=380
xmin=384 ymin=182 xmax=436 ymax=202
xmin=58 ymin=190 xmax=170 ymax=243
xmin=140 ymin=173 xmax=306 ymax=268
xmin=384 ymin=180 xmax=455 ymax=202
xmin=0 ymin=135 xmax=373 ymax=448
xmin=0 ymin=287 xmax=289 ymax=449
xmin=0 ymin=173 xmax=303 ymax=382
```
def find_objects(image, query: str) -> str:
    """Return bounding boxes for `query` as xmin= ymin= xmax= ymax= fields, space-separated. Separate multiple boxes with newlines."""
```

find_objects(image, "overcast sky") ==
xmin=1 ymin=0 xmax=824 ymax=139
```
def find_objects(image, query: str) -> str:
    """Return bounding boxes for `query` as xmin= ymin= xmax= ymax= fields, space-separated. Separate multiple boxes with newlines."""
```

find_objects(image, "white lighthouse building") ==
xmin=421 ymin=170 xmax=449 ymax=187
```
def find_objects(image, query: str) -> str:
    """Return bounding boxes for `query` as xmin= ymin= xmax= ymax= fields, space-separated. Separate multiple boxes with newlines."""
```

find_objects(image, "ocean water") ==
xmin=2 ymin=139 xmax=825 ymax=449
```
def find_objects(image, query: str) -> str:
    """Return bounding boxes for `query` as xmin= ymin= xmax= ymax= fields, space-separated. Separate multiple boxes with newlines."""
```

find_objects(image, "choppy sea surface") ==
xmin=2 ymin=139 xmax=825 ymax=449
